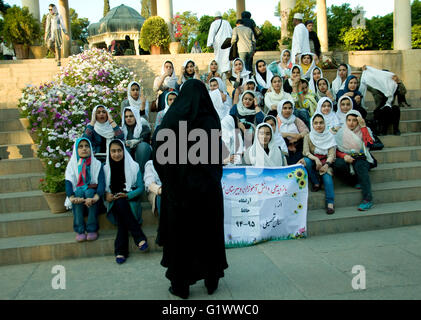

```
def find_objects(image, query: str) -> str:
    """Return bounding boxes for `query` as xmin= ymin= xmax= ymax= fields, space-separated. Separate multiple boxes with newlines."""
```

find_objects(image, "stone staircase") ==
xmin=0 ymin=55 xmax=420 ymax=266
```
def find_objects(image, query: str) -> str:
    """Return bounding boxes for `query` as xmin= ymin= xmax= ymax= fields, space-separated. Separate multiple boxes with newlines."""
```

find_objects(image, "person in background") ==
xmin=231 ymin=19 xmax=256 ymax=73
xmin=291 ymin=13 xmax=310 ymax=64
xmin=45 ymin=3 xmax=70 ymax=66
xmin=305 ymin=20 xmax=321 ymax=59
xmin=241 ymin=11 xmax=259 ymax=39
xmin=190 ymin=40 xmax=202 ymax=54
xmin=0 ymin=37 xmax=15 ymax=60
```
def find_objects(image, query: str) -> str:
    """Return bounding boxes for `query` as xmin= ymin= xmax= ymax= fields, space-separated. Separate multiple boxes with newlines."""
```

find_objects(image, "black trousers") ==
xmin=368 ymin=86 xmax=401 ymax=133
xmin=113 ymin=198 xmax=147 ymax=257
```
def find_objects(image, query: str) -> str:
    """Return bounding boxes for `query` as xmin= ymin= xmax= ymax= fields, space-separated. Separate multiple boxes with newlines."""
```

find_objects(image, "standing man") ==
xmin=207 ymin=12 xmax=233 ymax=75
xmin=305 ymin=20 xmax=321 ymax=59
xmin=44 ymin=3 xmax=69 ymax=66
xmin=291 ymin=13 xmax=310 ymax=64
xmin=231 ymin=19 xmax=256 ymax=73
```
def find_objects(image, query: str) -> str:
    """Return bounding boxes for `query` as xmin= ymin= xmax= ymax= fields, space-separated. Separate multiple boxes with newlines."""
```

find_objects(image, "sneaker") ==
xmin=139 ymin=240 xmax=149 ymax=252
xmin=87 ymin=232 xmax=98 ymax=241
xmin=76 ymin=233 xmax=86 ymax=242
xmin=358 ymin=201 xmax=373 ymax=211
xmin=116 ymin=256 xmax=126 ymax=264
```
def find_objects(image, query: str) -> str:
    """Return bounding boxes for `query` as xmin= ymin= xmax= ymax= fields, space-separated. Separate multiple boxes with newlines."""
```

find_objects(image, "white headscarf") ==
xmin=104 ymin=139 xmax=140 ymax=193
xmin=209 ymin=89 xmax=228 ymax=120
xmin=309 ymin=66 xmax=323 ymax=94
xmin=181 ymin=59 xmax=197 ymax=83
xmin=277 ymin=99 xmax=299 ymax=134
xmin=336 ymin=96 xmax=354 ymax=126
xmin=161 ymin=60 xmax=178 ymax=89
xmin=288 ymin=64 xmax=303 ymax=87
xmin=247 ymin=123 xmax=284 ymax=167
xmin=265 ymin=76 xmax=293 ymax=107
xmin=298 ymin=52 xmax=317 ymax=79
xmin=127 ymin=81 xmax=142 ymax=110
xmin=221 ymin=115 xmax=244 ymax=156
xmin=121 ymin=106 xmax=143 ymax=140
xmin=236 ymin=90 xmax=257 ymax=116
xmin=332 ymin=64 xmax=352 ymax=96
xmin=309 ymin=113 xmax=337 ymax=155
xmin=64 ymin=138 xmax=102 ymax=208
xmin=264 ymin=115 xmax=288 ymax=154
xmin=316 ymin=97 xmax=340 ymax=130
xmin=163 ymin=91 xmax=178 ymax=113
xmin=210 ymin=76 xmax=228 ymax=94
xmin=92 ymin=105 xmax=115 ymax=139
xmin=231 ymin=58 xmax=251 ymax=78
xmin=254 ymin=60 xmax=273 ymax=90
xmin=335 ymin=110 xmax=374 ymax=164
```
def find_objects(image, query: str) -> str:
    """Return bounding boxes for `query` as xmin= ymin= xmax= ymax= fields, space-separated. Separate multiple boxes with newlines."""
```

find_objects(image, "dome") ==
xmin=88 ymin=5 xmax=146 ymax=36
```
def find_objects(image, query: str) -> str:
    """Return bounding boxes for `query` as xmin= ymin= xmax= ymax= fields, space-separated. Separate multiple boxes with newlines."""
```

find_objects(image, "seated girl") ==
xmin=121 ymin=106 xmax=152 ymax=174
xmin=121 ymin=81 xmax=148 ymax=119
xmin=336 ymin=75 xmax=367 ymax=119
xmin=331 ymin=63 xmax=352 ymax=98
xmin=153 ymin=60 xmax=178 ymax=112
xmin=229 ymin=58 xmax=251 ymax=96
xmin=309 ymin=66 xmax=323 ymax=96
xmin=233 ymin=79 xmax=264 ymax=108
xmin=221 ymin=114 xmax=245 ymax=166
xmin=298 ymin=53 xmax=317 ymax=80
xmin=336 ymin=96 xmax=354 ymax=127
xmin=209 ymin=77 xmax=232 ymax=107
xmin=144 ymin=160 xmax=162 ymax=217
xmin=283 ymin=64 xmax=303 ymax=94
xmin=230 ymin=90 xmax=265 ymax=133
xmin=176 ymin=59 xmax=200 ymax=90
xmin=155 ymin=91 xmax=178 ymax=128
xmin=277 ymin=100 xmax=309 ymax=165
xmin=316 ymin=78 xmax=336 ymax=103
xmin=83 ymin=105 xmax=124 ymax=157
xmin=264 ymin=75 xmax=293 ymax=114
xmin=209 ymin=79 xmax=231 ymax=120
xmin=104 ymin=139 xmax=149 ymax=264
xmin=65 ymin=138 xmax=105 ymax=242
xmin=253 ymin=59 xmax=273 ymax=95
xmin=292 ymin=79 xmax=318 ymax=128
xmin=300 ymin=114 xmax=336 ymax=214
xmin=201 ymin=59 xmax=222 ymax=88
xmin=268 ymin=49 xmax=293 ymax=80
xmin=244 ymin=123 xmax=285 ymax=167
xmin=263 ymin=115 xmax=289 ymax=165
xmin=316 ymin=97 xmax=340 ymax=133
xmin=333 ymin=110 xmax=375 ymax=211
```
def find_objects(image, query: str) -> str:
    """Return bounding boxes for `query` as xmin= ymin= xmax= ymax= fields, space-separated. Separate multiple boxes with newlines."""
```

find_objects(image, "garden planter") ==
xmin=43 ymin=192 xmax=68 ymax=214
xmin=169 ymin=41 xmax=182 ymax=55
xmin=13 ymin=44 xmax=30 ymax=59
xmin=150 ymin=45 xmax=163 ymax=55
xmin=29 ymin=45 xmax=47 ymax=59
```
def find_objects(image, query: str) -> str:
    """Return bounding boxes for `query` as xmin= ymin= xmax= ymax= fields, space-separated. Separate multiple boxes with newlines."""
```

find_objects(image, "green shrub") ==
xmin=256 ymin=21 xmax=281 ymax=51
xmin=340 ymin=27 xmax=372 ymax=51
xmin=139 ymin=16 xmax=171 ymax=51
xmin=124 ymin=49 xmax=135 ymax=55
xmin=412 ymin=25 xmax=421 ymax=49
xmin=2 ymin=5 xmax=41 ymax=45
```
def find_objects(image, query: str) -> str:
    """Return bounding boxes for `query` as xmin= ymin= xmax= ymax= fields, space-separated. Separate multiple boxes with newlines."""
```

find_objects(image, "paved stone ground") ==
xmin=1 ymin=225 xmax=421 ymax=301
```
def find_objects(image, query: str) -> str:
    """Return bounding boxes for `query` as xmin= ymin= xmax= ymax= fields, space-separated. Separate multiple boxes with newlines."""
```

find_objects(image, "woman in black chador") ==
xmin=153 ymin=79 xmax=228 ymax=299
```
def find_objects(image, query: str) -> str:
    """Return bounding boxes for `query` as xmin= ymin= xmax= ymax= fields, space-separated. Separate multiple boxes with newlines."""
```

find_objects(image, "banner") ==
xmin=222 ymin=165 xmax=308 ymax=248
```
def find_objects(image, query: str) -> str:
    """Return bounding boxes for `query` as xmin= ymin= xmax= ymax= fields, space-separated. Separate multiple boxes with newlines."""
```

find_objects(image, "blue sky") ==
xmin=7 ymin=0 xmax=396 ymax=26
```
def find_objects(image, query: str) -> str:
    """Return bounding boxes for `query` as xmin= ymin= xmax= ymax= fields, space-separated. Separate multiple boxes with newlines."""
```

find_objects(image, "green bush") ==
xmin=412 ymin=25 xmax=421 ymax=49
xmin=124 ymin=49 xmax=135 ymax=55
xmin=2 ymin=5 xmax=41 ymax=45
xmin=256 ymin=21 xmax=281 ymax=51
xmin=139 ymin=16 xmax=171 ymax=51
xmin=340 ymin=27 xmax=372 ymax=51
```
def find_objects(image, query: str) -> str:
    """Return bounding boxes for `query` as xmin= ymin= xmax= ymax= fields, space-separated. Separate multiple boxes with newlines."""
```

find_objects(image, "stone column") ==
xmin=236 ymin=0 xmax=245 ymax=19
xmin=280 ymin=0 xmax=296 ymax=40
xmin=151 ymin=0 xmax=157 ymax=16
xmin=394 ymin=0 xmax=412 ymax=50
xmin=134 ymin=35 xmax=140 ymax=55
xmin=58 ymin=0 xmax=71 ymax=58
xmin=316 ymin=0 xmax=328 ymax=53
xmin=22 ymin=0 xmax=40 ymax=21
xmin=157 ymin=0 xmax=174 ymax=41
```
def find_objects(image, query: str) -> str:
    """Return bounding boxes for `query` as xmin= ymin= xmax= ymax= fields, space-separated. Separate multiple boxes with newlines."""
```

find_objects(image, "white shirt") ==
xmin=291 ymin=23 xmax=310 ymax=62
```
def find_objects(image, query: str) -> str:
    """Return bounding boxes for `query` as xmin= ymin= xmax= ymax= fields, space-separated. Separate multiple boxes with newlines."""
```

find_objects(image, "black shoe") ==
xmin=205 ymin=278 xmax=219 ymax=295
xmin=169 ymin=285 xmax=189 ymax=299
xmin=393 ymin=129 xmax=401 ymax=136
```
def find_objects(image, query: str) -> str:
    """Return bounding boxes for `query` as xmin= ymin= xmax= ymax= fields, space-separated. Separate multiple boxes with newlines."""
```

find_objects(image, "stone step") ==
xmin=0 ymin=204 xmax=158 ymax=238
xmin=0 ymin=226 xmax=158 ymax=266
xmin=308 ymin=179 xmax=421 ymax=210
xmin=0 ymin=108 xmax=20 ymax=120
xmin=0 ymin=131 xmax=32 ymax=145
xmin=0 ymin=120 xmax=24 ymax=132
xmin=366 ymin=107 xmax=421 ymax=121
xmin=371 ymin=146 xmax=421 ymax=163
xmin=0 ymin=172 xmax=44 ymax=193
xmin=399 ymin=120 xmax=421 ymax=133
xmin=380 ymin=132 xmax=421 ymax=147
xmin=307 ymin=200 xmax=421 ymax=236
xmin=0 ymin=144 xmax=37 ymax=160
xmin=0 ymin=190 xmax=49 ymax=214
xmin=369 ymin=161 xmax=421 ymax=184
xmin=0 ymin=158 xmax=44 ymax=175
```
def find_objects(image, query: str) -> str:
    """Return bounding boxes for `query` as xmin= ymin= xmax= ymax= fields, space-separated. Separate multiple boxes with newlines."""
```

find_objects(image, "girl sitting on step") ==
xmin=144 ymin=160 xmax=162 ymax=218
xmin=176 ymin=59 xmax=200 ymax=90
xmin=104 ymin=139 xmax=148 ymax=265
xmin=153 ymin=60 xmax=178 ymax=112
xmin=65 ymin=138 xmax=105 ymax=242
xmin=120 ymin=81 xmax=148 ymax=119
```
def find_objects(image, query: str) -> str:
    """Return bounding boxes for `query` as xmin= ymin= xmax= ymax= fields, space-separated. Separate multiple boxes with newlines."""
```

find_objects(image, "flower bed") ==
xmin=18 ymin=48 xmax=138 ymax=191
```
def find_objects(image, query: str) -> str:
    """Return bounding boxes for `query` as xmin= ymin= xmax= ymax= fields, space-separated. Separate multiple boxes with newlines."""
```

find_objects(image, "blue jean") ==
xmin=72 ymin=188 xmax=99 ymax=234
xmin=304 ymin=157 xmax=335 ymax=205
xmin=238 ymin=51 xmax=253 ymax=72
xmin=130 ymin=142 xmax=152 ymax=175
xmin=294 ymin=109 xmax=310 ymax=129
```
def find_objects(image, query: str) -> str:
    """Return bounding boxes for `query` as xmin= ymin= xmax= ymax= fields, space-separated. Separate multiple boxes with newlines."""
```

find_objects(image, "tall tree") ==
xmin=326 ymin=3 xmax=355 ymax=49
xmin=70 ymin=8 xmax=90 ymax=44
xmin=174 ymin=11 xmax=199 ymax=49
xmin=0 ymin=0 xmax=10 ymax=16
xmin=141 ymin=0 xmax=151 ymax=19
xmin=103 ymin=0 xmax=110 ymax=17
xmin=287 ymin=0 xmax=316 ymax=34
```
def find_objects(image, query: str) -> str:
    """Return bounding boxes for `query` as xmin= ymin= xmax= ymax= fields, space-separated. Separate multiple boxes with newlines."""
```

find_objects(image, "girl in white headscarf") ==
xmin=301 ymin=113 xmax=337 ymax=214
xmin=264 ymin=115 xmax=289 ymax=159
xmin=316 ymin=78 xmax=336 ymax=102
xmin=104 ymin=139 xmax=149 ymax=264
xmin=65 ymin=137 xmax=104 ymax=242
xmin=244 ymin=123 xmax=284 ymax=167
xmin=331 ymin=63 xmax=352 ymax=97
xmin=121 ymin=106 xmax=152 ymax=174
xmin=201 ymin=60 xmax=224 ymax=88
xmin=336 ymin=96 xmax=354 ymax=127
xmin=177 ymin=59 xmax=200 ymax=88
xmin=264 ymin=75 xmax=293 ymax=114
xmin=153 ymin=60 xmax=178 ymax=93
xmin=229 ymin=58 xmax=251 ymax=94
xmin=316 ymin=97 xmax=340 ymax=132
xmin=283 ymin=64 xmax=303 ymax=94
xmin=269 ymin=49 xmax=293 ymax=79
xmin=230 ymin=90 xmax=265 ymax=131
xmin=298 ymin=52 xmax=317 ymax=79
xmin=209 ymin=79 xmax=230 ymax=120
xmin=83 ymin=105 xmax=124 ymax=155
xmin=221 ymin=114 xmax=244 ymax=166
xmin=155 ymin=91 xmax=179 ymax=128
xmin=253 ymin=60 xmax=273 ymax=94
xmin=333 ymin=110 xmax=375 ymax=211
xmin=121 ymin=81 xmax=148 ymax=120
xmin=309 ymin=66 xmax=323 ymax=95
